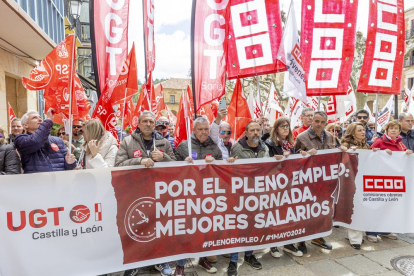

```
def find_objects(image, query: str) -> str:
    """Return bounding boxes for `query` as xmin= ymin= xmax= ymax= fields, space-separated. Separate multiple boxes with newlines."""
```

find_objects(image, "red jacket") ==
xmin=371 ymin=135 xmax=406 ymax=152
xmin=293 ymin=125 xmax=310 ymax=140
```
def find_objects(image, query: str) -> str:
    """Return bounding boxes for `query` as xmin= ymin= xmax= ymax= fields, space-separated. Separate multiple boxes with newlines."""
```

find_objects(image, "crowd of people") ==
xmin=1 ymin=107 xmax=413 ymax=276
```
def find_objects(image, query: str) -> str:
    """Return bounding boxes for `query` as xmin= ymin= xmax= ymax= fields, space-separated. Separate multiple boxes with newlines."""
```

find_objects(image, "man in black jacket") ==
xmin=399 ymin=113 xmax=414 ymax=150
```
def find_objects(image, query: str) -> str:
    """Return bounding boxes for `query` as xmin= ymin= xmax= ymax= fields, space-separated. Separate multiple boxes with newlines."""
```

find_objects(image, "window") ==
xmin=78 ymin=48 xmax=93 ymax=78
xmin=409 ymin=78 xmax=414 ymax=90
xmin=170 ymin=95 xmax=175 ymax=104
xmin=36 ymin=0 xmax=43 ymax=28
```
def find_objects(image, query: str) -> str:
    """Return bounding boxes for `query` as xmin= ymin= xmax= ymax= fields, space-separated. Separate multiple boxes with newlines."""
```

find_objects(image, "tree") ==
xmin=351 ymin=31 xmax=368 ymax=110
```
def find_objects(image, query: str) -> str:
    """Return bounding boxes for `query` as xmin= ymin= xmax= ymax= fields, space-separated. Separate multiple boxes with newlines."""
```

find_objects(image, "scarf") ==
xmin=384 ymin=134 xmax=402 ymax=144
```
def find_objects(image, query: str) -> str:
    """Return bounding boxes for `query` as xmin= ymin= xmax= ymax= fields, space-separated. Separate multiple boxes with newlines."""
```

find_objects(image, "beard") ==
xmin=250 ymin=136 xmax=260 ymax=144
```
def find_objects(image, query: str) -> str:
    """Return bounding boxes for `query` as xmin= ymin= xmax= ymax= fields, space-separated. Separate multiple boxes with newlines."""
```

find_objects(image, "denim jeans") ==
xmin=230 ymin=251 xmax=253 ymax=262
xmin=366 ymin=232 xmax=390 ymax=236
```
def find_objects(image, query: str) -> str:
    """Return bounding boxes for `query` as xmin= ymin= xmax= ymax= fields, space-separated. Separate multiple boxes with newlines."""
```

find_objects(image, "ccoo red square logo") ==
xmin=363 ymin=175 xmax=406 ymax=193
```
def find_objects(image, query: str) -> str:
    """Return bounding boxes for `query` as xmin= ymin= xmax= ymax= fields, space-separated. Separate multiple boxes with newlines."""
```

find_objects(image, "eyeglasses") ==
xmin=73 ymin=125 xmax=82 ymax=129
xmin=57 ymin=132 xmax=65 ymax=136
xmin=330 ymin=129 xmax=340 ymax=133
xmin=157 ymin=121 xmax=169 ymax=126
xmin=357 ymin=116 xmax=368 ymax=120
xmin=279 ymin=125 xmax=290 ymax=129
xmin=220 ymin=130 xmax=231 ymax=135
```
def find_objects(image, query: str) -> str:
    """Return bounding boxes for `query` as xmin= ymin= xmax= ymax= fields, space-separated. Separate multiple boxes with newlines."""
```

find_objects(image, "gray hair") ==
xmin=138 ymin=110 xmax=156 ymax=122
xmin=193 ymin=117 xmax=209 ymax=129
xmin=301 ymin=108 xmax=314 ymax=117
xmin=21 ymin=110 xmax=39 ymax=125
xmin=11 ymin=118 xmax=21 ymax=124
xmin=398 ymin=112 xmax=413 ymax=121
xmin=219 ymin=121 xmax=231 ymax=130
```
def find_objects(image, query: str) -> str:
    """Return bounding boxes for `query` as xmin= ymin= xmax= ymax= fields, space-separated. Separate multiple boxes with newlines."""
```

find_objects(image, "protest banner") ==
xmin=1 ymin=150 xmax=413 ymax=276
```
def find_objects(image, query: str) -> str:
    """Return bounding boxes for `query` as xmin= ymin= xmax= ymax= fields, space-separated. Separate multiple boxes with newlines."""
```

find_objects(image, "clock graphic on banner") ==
xmin=124 ymin=197 xmax=156 ymax=242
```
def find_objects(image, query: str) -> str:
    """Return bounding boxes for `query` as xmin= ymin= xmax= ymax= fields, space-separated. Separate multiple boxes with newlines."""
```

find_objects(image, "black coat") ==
xmin=0 ymin=144 xmax=21 ymax=175
xmin=263 ymin=134 xmax=295 ymax=157
xmin=400 ymin=130 xmax=414 ymax=151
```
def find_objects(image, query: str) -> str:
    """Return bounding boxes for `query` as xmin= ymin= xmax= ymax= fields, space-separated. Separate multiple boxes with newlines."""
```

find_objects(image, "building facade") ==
xmin=0 ymin=0 xmax=64 ymax=135
xmin=162 ymin=78 xmax=192 ymax=115
xmin=403 ymin=7 xmax=414 ymax=92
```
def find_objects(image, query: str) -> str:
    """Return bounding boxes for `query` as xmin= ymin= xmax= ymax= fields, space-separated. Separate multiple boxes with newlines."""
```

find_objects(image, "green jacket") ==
xmin=230 ymin=137 xmax=269 ymax=159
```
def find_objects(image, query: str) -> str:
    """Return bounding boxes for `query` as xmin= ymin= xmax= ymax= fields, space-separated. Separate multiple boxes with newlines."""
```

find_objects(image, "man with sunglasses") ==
xmin=355 ymin=109 xmax=376 ymax=145
xmin=210 ymin=108 xmax=233 ymax=159
xmin=71 ymin=119 xmax=84 ymax=160
xmin=158 ymin=116 xmax=175 ymax=150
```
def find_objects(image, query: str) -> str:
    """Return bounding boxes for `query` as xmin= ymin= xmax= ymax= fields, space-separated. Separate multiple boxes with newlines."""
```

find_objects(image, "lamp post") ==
xmin=69 ymin=0 xmax=83 ymax=22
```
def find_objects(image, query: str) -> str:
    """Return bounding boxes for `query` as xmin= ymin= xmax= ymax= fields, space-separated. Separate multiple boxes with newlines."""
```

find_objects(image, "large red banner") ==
xmin=227 ymin=0 xmax=286 ymax=79
xmin=144 ymin=0 xmax=155 ymax=73
xmin=357 ymin=0 xmax=405 ymax=94
xmin=112 ymin=152 xmax=357 ymax=264
xmin=300 ymin=0 xmax=358 ymax=96
xmin=192 ymin=0 xmax=229 ymax=111
xmin=92 ymin=0 xmax=130 ymax=102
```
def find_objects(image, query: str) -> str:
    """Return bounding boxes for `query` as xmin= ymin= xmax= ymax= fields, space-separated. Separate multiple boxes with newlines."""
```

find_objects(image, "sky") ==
xmin=129 ymin=0 xmax=414 ymax=83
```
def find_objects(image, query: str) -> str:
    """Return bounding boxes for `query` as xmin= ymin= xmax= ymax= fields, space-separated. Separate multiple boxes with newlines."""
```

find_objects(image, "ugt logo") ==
xmin=7 ymin=203 xmax=102 ymax=232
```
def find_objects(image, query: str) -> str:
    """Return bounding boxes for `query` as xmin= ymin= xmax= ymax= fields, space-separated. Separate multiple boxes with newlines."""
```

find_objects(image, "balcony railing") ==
xmin=404 ymin=56 xmax=414 ymax=68
xmin=406 ymin=29 xmax=414 ymax=40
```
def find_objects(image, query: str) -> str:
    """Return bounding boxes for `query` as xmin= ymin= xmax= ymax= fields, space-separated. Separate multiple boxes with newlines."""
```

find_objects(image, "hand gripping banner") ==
xmin=227 ymin=0 xmax=286 ymax=79
xmin=300 ymin=0 xmax=359 ymax=96
xmin=191 ymin=0 xmax=229 ymax=111
xmin=357 ymin=0 xmax=405 ymax=94
xmin=90 ymin=0 xmax=130 ymax=100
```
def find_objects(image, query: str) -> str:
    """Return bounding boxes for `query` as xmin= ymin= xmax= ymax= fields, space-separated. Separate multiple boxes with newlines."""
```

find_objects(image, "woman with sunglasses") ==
xmin=78 ymin=119 xmax=118 ymax=169
xmin=264 ymin=118 xmax=304 ymax=258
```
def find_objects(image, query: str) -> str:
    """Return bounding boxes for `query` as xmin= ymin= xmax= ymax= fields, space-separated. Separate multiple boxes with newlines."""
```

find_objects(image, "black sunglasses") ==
xmin=73 ymin=125 xmax=82 ymax=129
xmin=57 ymin=132 xmax=65 ymax=135
xmin=357 ymin=116 xmax=368 ymax=120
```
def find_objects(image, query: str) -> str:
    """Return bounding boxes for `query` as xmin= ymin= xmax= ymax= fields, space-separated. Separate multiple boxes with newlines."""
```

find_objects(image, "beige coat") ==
xmin=115 ymin=130 xmax=176 ymax=167
xmin=83 ymin=132 xmax=118 ymax=169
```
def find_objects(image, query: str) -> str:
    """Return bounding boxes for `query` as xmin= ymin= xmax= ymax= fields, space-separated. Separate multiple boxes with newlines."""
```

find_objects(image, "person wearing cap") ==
xmin=158 ymin=116 xmax=175 ymax=150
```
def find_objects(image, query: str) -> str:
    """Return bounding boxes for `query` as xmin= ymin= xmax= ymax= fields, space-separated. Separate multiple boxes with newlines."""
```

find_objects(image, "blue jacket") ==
xmin=365 ymin=125 xmax=375 ymax=146
xmin=400 ymin=130 xmax=414 ymax=151
xmin=14 ymin=120 xmax=76 ymax=174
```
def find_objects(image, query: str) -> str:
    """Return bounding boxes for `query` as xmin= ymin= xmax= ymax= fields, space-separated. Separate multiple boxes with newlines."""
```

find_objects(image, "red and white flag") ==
xmin=199 ymin=103 xmax=215 ymax=124
xmin=151 ymin=83 xmax=166 ymax=116
xmin=357 ymin=0 xmax=405 ymax=94
xmin=131 ymin=86 xmax=151 ymax=130
xmin=7 ymin=102 xmax=16 ymax=134
xmin=91 ymin=0 xmax=130 ymax=101
xmin=377 ymin=95 xmax=394 ymax=129
xmin=116 ymin=98 xmax=134 ymax=129
xmin=284 ymin=97 xmax=306 ymax=130
xmin=165 ymin=104 xmax=177 ymax=125
xmin=174 ymin=88 xmax=194 ymax=148
xmin=277 ymin=1 xmax=307 ymax=103
xmin=264 ymin=83 xmax=282 ymax=125
xmin=327 ymin=81 xmax=357 ymax=123
xmin=192 ymin=0 xmax=228 ymax=111
xmin=225 ymin=79 xmax=252 ymax=141
xmin=92 ymin=98 xmax=119 ymax=142
xmin=247 ymin=87 xmax=262 ymax=120
xmin=110 ymin=43 xmax=139 ymax=106
xmin=144 ymin=0 xmax=155 ymax=73
xmin=227 ymin=0 xmax=286 ymax=79
xmin=300 ymin=0 xmax=359 ymax=96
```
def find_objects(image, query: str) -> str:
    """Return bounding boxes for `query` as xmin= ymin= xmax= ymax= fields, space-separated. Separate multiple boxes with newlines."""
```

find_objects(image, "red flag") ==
xmin=300 ymin=0 xmax=359 ymax=96
xmin=91 ymin=0 xmax=130 ymax=101
xmin=225 ymin=79 xmax=252 ymax=141
xmin=130 ymin=85 xmax=151 ymax=130
xmin=357 ymin=0 xmax=404 ymax=94
xmin=174 ymin=89 xmax=194 ymax=148
xmin=192 ymin=0 xmax=228 ymax=111
xmin=199 ymin=103 xmax=215 ymax=124
xmin=227 ymin=0 xmax=286 ymax=79
xmin=43 ymin=72 xmax=89 ymax=117
xmin=211 ymin=100 xmax=219 ymax=118
xmin=151 ymin=83 xmax=166 ymax=115
xmin=8 ymin=102 xmax=16 ymax=134
xmin=92 ymin=98 xmax=119 ymax=142
xmin=144 ymin=0 xmax=155 ymax=72
xmin=111 ymin=43 xmax=139 ymax=105
xmin=116 ymin=98 xmax=134 ymax=129
xmin=165 ymin=104 xmax=177 ymax=125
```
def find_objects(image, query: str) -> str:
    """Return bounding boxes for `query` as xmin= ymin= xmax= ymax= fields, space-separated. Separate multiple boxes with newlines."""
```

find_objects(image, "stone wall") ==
xmin=0 ymin=48 xmax=37 ymax=136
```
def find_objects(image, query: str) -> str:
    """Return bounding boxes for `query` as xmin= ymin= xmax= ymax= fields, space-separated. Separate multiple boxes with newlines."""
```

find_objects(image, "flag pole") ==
xmin=257 ymin=75 xmax=265 ymax=135
xmin=183 ymin=90 xmax=192 ymax=158
xmin=190 ymin=0 xmax=197 ymax=119
xmin=120 ymin=88 xmax=128 ymax=141
xmin=142 ymin=0 xmax=148 ymax=84
xmin=374 ymin=92 xmax=379 ymax=134
xmin=68 ymin=33 xmax=76 ymax=153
